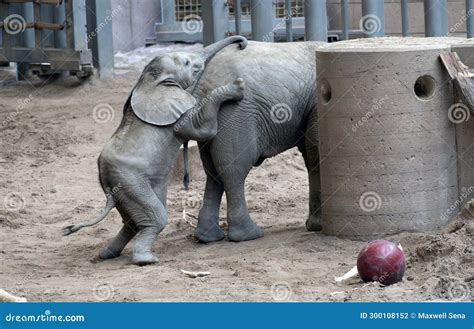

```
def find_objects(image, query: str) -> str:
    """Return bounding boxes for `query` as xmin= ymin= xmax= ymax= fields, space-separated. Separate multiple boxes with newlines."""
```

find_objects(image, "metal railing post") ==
xmin=401 ymin=0 xmax=409 ymax=36
xmin=21 ymin=3 xmax=35 ymax=48
xmin=285 ymin=0 xmax=293 ymax=42
xmin=18 ymin=2 xmax=35 ymax=79
xmin=304 ymin=0 xmax=327 ymax=41
xmin=234 ymin=0 xmax=242 ymax=36
xmin=467 ymin=0 xmax=473 ymax=38
xmin=424 ymin=0 xmax=448 ymax=37
xmin=202 ymin=0 xmax=228 ymax=46
xmin=341 ymin=0 xmax=349 ymax=40
xmin=33 ymin=2 xmax=42 ymax=48
xmin=85 ymin=0 xmax=114 ymax=79
xmin=361 ymin=0 xmax=385 ymax=37
xmin=41 ymin=5 xmax=54 ymax=47
xmin=250 ymin=0 xmax=274 ymax=42
xmin=54 ymin=1 xmax=67 ymax=49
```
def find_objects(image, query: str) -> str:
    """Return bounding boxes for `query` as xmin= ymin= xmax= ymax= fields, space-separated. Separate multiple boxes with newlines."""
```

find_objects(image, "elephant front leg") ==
xmin=301 ymin=115 xmax=322 ymax=232
xmin=306 ymin=166 xmax=322 ymax=231
xmin=194 ymin=176 xmax=225 ymax=242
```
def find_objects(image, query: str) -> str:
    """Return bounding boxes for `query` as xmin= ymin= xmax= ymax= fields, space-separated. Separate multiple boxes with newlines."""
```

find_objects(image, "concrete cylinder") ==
xmin=315 ymin=38 xmax=459 ymax=238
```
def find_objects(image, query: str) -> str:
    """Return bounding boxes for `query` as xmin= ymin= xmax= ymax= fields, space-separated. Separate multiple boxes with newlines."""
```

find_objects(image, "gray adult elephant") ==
xmin=63 ymin=36 xmax=247 ymax=265
xmin=192 ymin=41 xmax=323 ymax=243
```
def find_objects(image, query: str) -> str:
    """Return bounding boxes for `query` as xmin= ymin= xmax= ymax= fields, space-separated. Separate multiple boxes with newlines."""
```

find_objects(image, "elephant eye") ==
xmin=184 ymin=59 xmax=190 ymax=66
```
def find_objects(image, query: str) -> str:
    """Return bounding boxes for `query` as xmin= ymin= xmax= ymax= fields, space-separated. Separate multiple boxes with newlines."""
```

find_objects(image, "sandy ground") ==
xmin=0 ymin=44 xmax=473 ymax=302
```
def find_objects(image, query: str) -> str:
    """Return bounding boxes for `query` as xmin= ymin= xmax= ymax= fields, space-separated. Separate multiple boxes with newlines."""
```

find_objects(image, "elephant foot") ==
xmin=228 ymin=218 xmax=264 ymax=242
xmin=132 ymin=226 xmax=161 ymax=266
xmin=132 ymin=252 xmax=159 ymax=266
xmin=194 ymin=224 xmax=225 ymax=243
xmin=306 ymin=214 xmax=322 ymax=232
xmin=99 ymin=247 xmax=122 ymax=260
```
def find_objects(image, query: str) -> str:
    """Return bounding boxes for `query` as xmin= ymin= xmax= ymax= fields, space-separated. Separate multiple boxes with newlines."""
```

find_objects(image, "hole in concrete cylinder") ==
xmin=321 ymin=79 xmax=332 ymax=104
xmin=414 ymin=75 xmax=436 ymax=100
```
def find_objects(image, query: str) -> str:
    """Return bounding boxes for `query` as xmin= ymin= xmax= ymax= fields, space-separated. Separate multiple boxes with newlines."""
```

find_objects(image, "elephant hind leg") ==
xmin=107 ymin=180 xmax=167 ymax=265
xmin=194 ymin=143 xmax=225 ymax=243
xmin=219 ymin=161 xmax=263 ymax=241
xmin=210 ymin=129 xmax=263 ymax=242
xmin=99 ymin=222 xmax=137 ymax=260
xmin=130 ymin=192 xmax=168 ymax=266
xmin=225 ymin=182 xmax=263 ymax=242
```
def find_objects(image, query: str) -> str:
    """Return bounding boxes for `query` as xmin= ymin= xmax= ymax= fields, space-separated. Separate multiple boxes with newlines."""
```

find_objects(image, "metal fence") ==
xmin=0 ymin=0 xmax=113 ymax=80
xmin=156 ymin=0 xmax=473 ymax=45
xmin=275 ymin=0 xmax=303 ymax=18
xmin=0 ymin=0 xmax=93 ymax=79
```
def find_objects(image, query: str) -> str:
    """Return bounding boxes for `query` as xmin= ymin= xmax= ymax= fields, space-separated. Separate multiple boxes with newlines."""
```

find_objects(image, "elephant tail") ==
xmin=62 ymin=194 xmax=116 ymax=236
xmin=183 ymin=142 xmax=189 ymax=191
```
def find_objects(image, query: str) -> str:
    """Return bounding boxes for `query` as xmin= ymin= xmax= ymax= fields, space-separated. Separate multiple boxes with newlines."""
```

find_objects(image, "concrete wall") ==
xmin=111 ymin=0 xmax=162 ymax=52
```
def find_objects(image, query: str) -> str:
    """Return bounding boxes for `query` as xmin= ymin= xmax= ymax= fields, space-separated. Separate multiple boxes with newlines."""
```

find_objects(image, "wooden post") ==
xmin=440 ymin=52 xmax=474 ymax=113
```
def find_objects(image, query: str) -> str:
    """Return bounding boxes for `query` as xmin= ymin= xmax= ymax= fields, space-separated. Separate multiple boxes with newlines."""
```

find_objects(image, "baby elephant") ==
xmin=64 ymin=36 xmax=247 ymax=265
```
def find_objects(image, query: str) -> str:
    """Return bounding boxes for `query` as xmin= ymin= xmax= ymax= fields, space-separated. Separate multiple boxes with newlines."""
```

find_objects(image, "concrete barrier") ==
xmin=315 ymin=37 xmax=462 ymax=238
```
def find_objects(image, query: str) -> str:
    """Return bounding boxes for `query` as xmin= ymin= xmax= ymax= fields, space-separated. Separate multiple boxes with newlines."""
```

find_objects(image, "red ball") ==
xmin=357 ymin=240 xmax=406 ymax=285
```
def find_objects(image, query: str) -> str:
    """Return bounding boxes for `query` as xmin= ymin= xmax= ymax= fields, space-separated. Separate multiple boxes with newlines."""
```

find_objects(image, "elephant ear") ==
xmin=130 ymin=79 xmax=197 ymax=126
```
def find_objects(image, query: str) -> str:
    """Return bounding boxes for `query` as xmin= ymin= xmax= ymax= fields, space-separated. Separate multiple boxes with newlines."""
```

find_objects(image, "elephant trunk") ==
xmin=199 ymin=36 xmax=248 ymax=64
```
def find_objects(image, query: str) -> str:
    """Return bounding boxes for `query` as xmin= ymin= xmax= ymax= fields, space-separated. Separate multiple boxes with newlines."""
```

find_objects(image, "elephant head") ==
xmin=130 ymin=36 xmax=247 ymax=126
